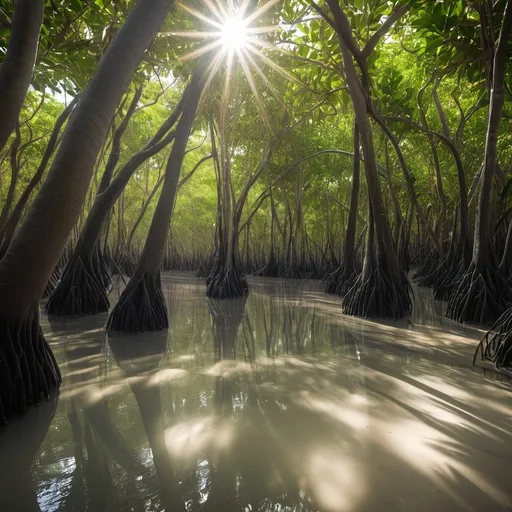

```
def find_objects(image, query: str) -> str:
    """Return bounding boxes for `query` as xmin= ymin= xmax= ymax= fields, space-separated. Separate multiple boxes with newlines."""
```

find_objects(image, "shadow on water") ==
xmin=0 ymin=272 xmax=511 ymax=511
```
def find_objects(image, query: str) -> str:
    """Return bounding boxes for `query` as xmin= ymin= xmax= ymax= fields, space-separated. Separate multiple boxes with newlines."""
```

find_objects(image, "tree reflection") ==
xmin=49 ymin=315 xmax=140 ymax=512
xmin=0 ymin=394 xmax=58 ymax=511
xmin=109 ymin=330 xmax=185 ymax=512
xmin=202 ymin=296 xmax=319 ymax=512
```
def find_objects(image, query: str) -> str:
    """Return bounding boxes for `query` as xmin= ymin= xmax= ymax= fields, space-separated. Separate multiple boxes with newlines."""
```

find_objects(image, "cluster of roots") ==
xmin=46 ymin=251 xmax=110 ymax=316
xmin=343 ymin=265 xmax=412 ymax=320
xmin=107 ymin=271 xmax=168 ymax=332
xmin=325 ymin=260 xmax=359 ymax=297
xmin=413 ymin=250 xmax=442 ymax=288
xmin=254 ymin=252 xmax=280 ymax=278
xmin=446 ymin=262 xmax=512 ymax=324
xmin=0 ymin=311 xmax=61 ymax=423
xmin=474 ymin=308 xmax=512 ymax=371
xmin=206 ymin=261 xmax=248 ymax=299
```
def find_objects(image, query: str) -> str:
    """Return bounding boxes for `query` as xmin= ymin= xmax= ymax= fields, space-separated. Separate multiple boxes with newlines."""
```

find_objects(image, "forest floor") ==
xmin=0 ymin=272 xmax=511 ymax=512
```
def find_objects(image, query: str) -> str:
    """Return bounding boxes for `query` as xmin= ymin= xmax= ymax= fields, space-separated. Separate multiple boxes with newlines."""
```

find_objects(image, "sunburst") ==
xmin=170 ymin=0 xmax=295 ymax=129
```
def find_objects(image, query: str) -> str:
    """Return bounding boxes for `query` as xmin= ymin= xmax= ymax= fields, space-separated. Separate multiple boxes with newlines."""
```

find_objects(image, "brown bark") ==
xmin=474 ymin=0 xmax=512 ymax=266
xmin=107 ymin=58 xmax=207 ymax=331
xmin=0 ymin=0 xmax=172 ymax=315
xmin=0 ymin=0 xmax=44 ymax=153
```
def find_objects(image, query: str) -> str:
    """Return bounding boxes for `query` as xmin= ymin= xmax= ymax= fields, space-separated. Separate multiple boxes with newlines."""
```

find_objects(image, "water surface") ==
xmin=1 ymin=273 xmax=511 ymax=512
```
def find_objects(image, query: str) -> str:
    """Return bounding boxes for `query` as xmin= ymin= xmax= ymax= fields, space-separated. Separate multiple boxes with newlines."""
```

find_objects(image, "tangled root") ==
xmin=342 ymin=266 xmax=412 ymax=320
xmin=446 ymin=262 xmax=512 ymax=324
xmin=43 ymin=265 xmax=63 ymax=300
xmin=474 ymin=308 xmax=512 ymax=372
xmin=325 ymin=260 xmax=359 ymax=296
xmin=206 ymin=262 xmax=248 ymax=299
xmin=255 ymin=252 xmax=280 ymax=278
xmin=279 ymin=260 xmax=303 ymax=280
xmin=0 ymin=311 xmax=61 ymax=423
xmin=413 ymin=250 xmax=441 ymax=287
xmin=46 ymin=253 xmax=109 ymax=316
xmin=107 ymin=271 xmax=168 ymax=333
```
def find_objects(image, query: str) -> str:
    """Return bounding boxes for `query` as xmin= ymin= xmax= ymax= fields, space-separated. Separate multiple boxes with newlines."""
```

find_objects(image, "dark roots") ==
xmin=342 ymin=266 xmax=412 ymax=320
xmin=446 ymin=262 xmax=512 ymax=325
xmin=325 ymin=260 xmax=359 ymax=297
xmin=206 ymin=262 xmax=249 ymax=299
xmin=107 ymin=271 xmax=168 ymax=333
xmin=46 ymin=251 xmax=110 ymax=316
xmin=474 ymin=308 xmax=512 ymax=372
xmin=0 ymin=311 xmax=61 ymax=423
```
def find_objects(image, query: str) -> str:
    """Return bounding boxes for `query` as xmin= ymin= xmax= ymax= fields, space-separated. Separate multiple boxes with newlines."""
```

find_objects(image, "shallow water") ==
xmin=1 ymin=273 xmax=512 ymax=512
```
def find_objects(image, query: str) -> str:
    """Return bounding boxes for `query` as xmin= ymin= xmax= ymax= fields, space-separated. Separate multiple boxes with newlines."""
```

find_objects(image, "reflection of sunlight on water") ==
xmin=297 ymin=393 xmax=369 ymax=431
xmin=305 ymin=449 xmax=365 ymax=511
xmin=146 ymin=368 xmax=188 ymax=386
xmin=202 ymin=360 xmax=253 ymax=377
xmin=165 ymin=416 xmax=235 ymax=461
xmin=385 ymin=419 xmax=511 ymax=509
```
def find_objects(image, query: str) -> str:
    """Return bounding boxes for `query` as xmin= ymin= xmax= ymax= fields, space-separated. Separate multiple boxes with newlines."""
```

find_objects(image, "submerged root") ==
xmin=46 ymin=253 xmax=110 ymax=316
xmin=446 ymin=262 xmax=512 ymax=324
xmin=107 ymin=271 xmax=168 ymax=333
xmin=342 ymin=266 xmax=412 ymax=320
xmin=206 ymin=263 xmax=248 ymax=299
xmin=474 ymin=308 xmax=512 ymax=371
xmin=0 ymin=311 xmax=61 ymax=423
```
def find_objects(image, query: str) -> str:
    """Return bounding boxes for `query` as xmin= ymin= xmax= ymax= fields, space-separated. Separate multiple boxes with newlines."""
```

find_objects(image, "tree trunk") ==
xmin=0 ymin=0 xmax=44 ymax=153
xmin=326 ymin=0 xmax=411 ymax=318
xmin=46 ymin=94 xmax=183 ymax=316
xmin=107 ymin=59 xmax=207 ymax=332
xmin=326 ymin=120 xmax=360 ymax=295
xmin=97 ymin=85 xmax=143 ymax=195
xmin=447 ymin=0 xmax=512 ymax=324
xmin=0 ymin=0 xmax=172 ymax=422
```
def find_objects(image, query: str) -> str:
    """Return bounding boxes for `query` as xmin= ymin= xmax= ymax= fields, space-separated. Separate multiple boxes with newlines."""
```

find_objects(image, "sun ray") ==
xmin=244 ymin=0 xmax=281 ymax=24
xmin=177 ymin=2 xmax=224 ymax=30
xmin=200 ymin=0 xmax=226 ymax=23
xmin=168 ymin=30 xmax=221 ymax=39
xmin=179 ymin=39 xmax=224 ymax=62
xmin=241 ymin=48 xmax=286 ymax=108
xmin=236 ymin=51 xmax=272 ymax=129
xmin=174 ymin=0 xmax=296 ymax=129
xmin=244 ymin=41 xmax=306 ymax=89
xmin=200 ymin=49 xmax=228 ymax=102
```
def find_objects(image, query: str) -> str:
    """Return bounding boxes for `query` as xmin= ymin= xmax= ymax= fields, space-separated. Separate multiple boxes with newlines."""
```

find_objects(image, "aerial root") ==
xmin=42 ymin=265 xmax=63 ymax=299
xmin=325 ymin=260 xmax=359 ymax=296
xmin=206 ymin=261 xmax=248 ymax=299
xmin=446 ymin=262 xmax=512 ymax=324
xmin=279 ymin=260 xmax=303 ymax=280
xmin=413 ymin=250 xmax=441 ymax=287
xmin=0 ymin=311 xmax=61 ymax=423
xmin=342 ymin=266 xmax=412 ymax=320
xmin=46 ymin=253 xmax=110 ymax=316
xmin=107 ymin=271 xmax=168 ymax=332
xmin=254 ymin=253 xmax=280 ymax=278
xmin=474 ymin=308 xmax=512 ymax=371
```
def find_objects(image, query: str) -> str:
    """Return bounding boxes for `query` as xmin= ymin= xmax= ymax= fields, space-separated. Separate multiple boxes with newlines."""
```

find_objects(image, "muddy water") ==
xmin=1 ymin=273 xmax=511 ymax=512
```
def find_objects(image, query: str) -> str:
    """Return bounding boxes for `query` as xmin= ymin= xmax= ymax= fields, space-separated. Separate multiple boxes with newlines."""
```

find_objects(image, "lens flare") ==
xmin=220 ymin=16 xmax=248 ymax=51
